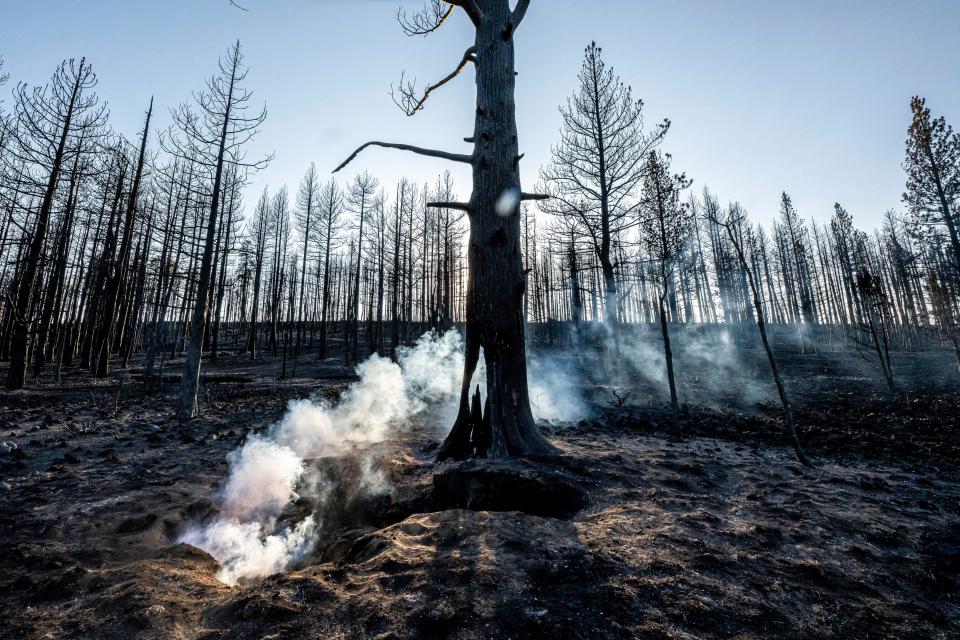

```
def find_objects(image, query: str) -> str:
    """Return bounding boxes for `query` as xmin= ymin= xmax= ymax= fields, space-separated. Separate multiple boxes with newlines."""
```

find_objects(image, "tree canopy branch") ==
xmin=427 ymin=201 xmax=473 ymax=212
xmin=510 ymin=0 xmax=531 ymax=33
xmin=398 ymin=1 xmax=455 ymax=36
xmin=392 ymin=46 xmax=477 ymax=116
xmin=333 ymin=141 xmax=472 ymax=174
xmin=447 ymin=0 xmax=483 ymax=27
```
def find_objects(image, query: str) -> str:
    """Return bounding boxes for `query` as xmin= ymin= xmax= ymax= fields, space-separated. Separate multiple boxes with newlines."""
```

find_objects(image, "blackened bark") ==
xmin=6 ymin=63 xmax=86 ymax=390
xmin=94 ymin=98 xmax=152 ymax=378
xmin=178 ymin=71 xmax=236 ymax=419
xmin=438 ymin=0 xmax=554 ymax=460
xmin=723 ymin=219 xmax=812 ymax=466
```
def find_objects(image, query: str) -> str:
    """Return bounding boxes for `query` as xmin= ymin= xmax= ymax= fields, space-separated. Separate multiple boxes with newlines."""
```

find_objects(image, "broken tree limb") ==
xmin=427 ymin=201 xmax=473 ymax=212
xmin=393 ymin=46 xmax=477 ymax=116
xmin=333 ymin=141 xmax=472 ymax=174
xmin=520 ymin=192 xmax=550 ymax=201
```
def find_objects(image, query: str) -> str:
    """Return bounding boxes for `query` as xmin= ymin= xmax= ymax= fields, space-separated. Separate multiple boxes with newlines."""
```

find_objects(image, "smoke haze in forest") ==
xmin=178 ymin=330 xmax=587 ymax=584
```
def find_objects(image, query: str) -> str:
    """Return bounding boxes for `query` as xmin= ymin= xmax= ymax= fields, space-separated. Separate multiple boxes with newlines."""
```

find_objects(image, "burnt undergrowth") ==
xmin=2 ymin=350 xmax=959 ymax=639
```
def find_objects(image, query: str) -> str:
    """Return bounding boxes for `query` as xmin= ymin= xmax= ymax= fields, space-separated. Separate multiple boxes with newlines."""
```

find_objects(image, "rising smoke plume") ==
xmin=179 ymin=329 xmax=587 ymax=585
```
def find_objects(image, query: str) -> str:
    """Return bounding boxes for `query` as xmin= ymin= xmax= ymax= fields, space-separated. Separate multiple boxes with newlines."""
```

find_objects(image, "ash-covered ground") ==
xmin=1 ymin=345 xmax=958 ymax=639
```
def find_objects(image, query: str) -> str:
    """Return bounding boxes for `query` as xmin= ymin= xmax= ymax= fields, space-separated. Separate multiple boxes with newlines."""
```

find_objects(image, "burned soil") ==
xmin=1 ymin=351 xmax=958 ymax=639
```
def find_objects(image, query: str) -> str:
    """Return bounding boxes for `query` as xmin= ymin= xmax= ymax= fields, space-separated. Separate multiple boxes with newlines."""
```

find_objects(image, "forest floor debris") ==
xmin=1 ymin=352 xmax=958 ymax=639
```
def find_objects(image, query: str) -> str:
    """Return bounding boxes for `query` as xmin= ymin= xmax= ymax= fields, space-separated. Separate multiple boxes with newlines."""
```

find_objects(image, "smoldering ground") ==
xmin=557 ymin=322 xmax=960 ymax=416
xmin=177 ymin=329 xmax=591 ymax=585
xmin=2 ymin=336 xmax=959 ymax=639
xmin=181 ymin=321 xmax=960 ymax=588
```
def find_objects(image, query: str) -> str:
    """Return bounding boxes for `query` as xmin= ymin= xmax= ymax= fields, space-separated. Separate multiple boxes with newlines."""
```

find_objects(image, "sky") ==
xmin=1 ymin=0 xmax=958 ymax=231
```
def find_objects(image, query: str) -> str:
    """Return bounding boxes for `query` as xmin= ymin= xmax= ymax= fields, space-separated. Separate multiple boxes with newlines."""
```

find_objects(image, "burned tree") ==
xmin=266 ymin=187 xmax=290 ymax=356
xmin=164 ymin=41 xmax=269 ymax=420
xmin=1 ymin=58 xmax=107 ymax=390
xmin=346 ymin=172 xmax=379 ymax=363
xmin=831 ymin=203 xmax=861 ymax=324
xmin=294 ymin=163 xmax=319 ymax=355
xmin=316 ymin=179 xmax=344 ymax=360
xmin=245 ymin=189 xmax=271 ymax=360
xmin=854 ymin=268 xmax=896 ymax=391
xmin=927 ymin=269 xmax=960 ymax=373
xmin=335 ymin=0 xmax=554 ymax=459
xmin=637 ymin=151 xmax=692 ymax=425
xmin=709 ymin=206 xmax=812 ymax=467
xmin=777 ymin=192 xmax=817 ymax=326
xmin=539 ymin=42 xmax=668 ymax=330
xmin=904 ymin=96 xmax=960 ymax=276
xmin=92 ymin=99 xmax=153 ymax=379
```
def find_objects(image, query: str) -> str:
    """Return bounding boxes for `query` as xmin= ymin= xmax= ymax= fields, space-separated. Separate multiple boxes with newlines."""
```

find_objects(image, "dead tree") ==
xmin=539 ymin=41 xmax=668 ymax=331
xmin=346 ymin=171 xmax=378 ymax=362
xmin=267 ymin=187 xmax=290 ymax=356
xmin=927 ymin=269 xmax=960 ymax=373
xmin=31 ymin=129 xmax=90 ymax=377
xmin=245 ymin=189 xmax=271 ymax=360
xmin=210 ymin=163 xmax=243 ymax=360
xmin=638 ymin=151 xmax=691 ymax=425
xmin=369 ymin=192 xmax=389 ymax=354
xmin=336 ymin=0 xmax=554 ymax=459
xmin=709 ymin=207 xmax=812 ymax=466
xmin=854 ymin=268 xmax=896 ymax=391
xmin=93 ymin=98 xmax=153 ymax=378
xmin=164 ymin=41 xmax=269 ymax=420
xmin=2 ymin=58 xmax=107 ymax=389
xmin=316 ymin=178 xmax=344 ymax=360
xmin=294 ymin=163 xmax=319 ymax=354
xmin=388 ymin=179 xmax=413 ymax=356
xmin=143 ymin=162 xmax=182 ymax=389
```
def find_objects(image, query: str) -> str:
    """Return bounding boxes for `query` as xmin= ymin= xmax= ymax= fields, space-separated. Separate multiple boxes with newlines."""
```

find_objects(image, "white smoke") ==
xmin=179 ymin=329 xmax=588 ymax=585
xmin=614 ymin=326 xmax=769 ymax=408
xmin=357 ymin=456 xmax=390 ymax=497
xmin=527 ymin=352 xmax=590 ymax=423
xmin=218 ymin=438 xmax=305 ymax=521
xmin=178 ymin=330 xmax=465 ymax=585
xmin=178 ymin=515 xmax=316 ymax=586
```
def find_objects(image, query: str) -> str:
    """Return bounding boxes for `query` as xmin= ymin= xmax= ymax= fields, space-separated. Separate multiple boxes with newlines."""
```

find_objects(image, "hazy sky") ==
xmin=2 ymin=0 xmax=958 ymax=230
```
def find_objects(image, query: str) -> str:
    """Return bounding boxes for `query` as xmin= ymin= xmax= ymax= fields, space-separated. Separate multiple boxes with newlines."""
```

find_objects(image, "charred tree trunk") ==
xmin=6 ymin=63 xmax=86 ymax=390
xmin=177 ymin=81 xmax=235 ymax=419
xmin=318 ymin=219 xmax=333 ymax=360
xmin=437 ymin=0 xmax=553 ymax=459
xmin=719 ymin=215 xmax=812 ymax=466
xmin=658 ymin=288 xmax=679 ymax=425
xmin=336 ymin=0 xmax=552 ymax=459
xmin=95 ymin=99 xmax=152 ymax=378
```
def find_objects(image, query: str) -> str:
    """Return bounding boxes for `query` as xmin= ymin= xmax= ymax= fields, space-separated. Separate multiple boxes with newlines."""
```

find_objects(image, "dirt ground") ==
xmin=1 ymin=348 xmax=958 ymax=639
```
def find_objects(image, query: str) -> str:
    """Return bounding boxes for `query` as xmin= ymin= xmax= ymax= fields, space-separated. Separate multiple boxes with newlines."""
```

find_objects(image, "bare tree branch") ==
xmin=509 ymin=0 xmax=530 ymax=34
xmin=521 ymin=192 xmax=550 ymax=201
xmin=392 ymin=46 xmax=477 ymax=116
xmin=398 ymin=1 xmax=455 ymax=36
xmin=333 ymin=141 xmax=472 ymax=174
xmin=446 ymin=0 xmax=483 ymax=27
xmin=427 ymin=201 xmax=472 ymax=212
